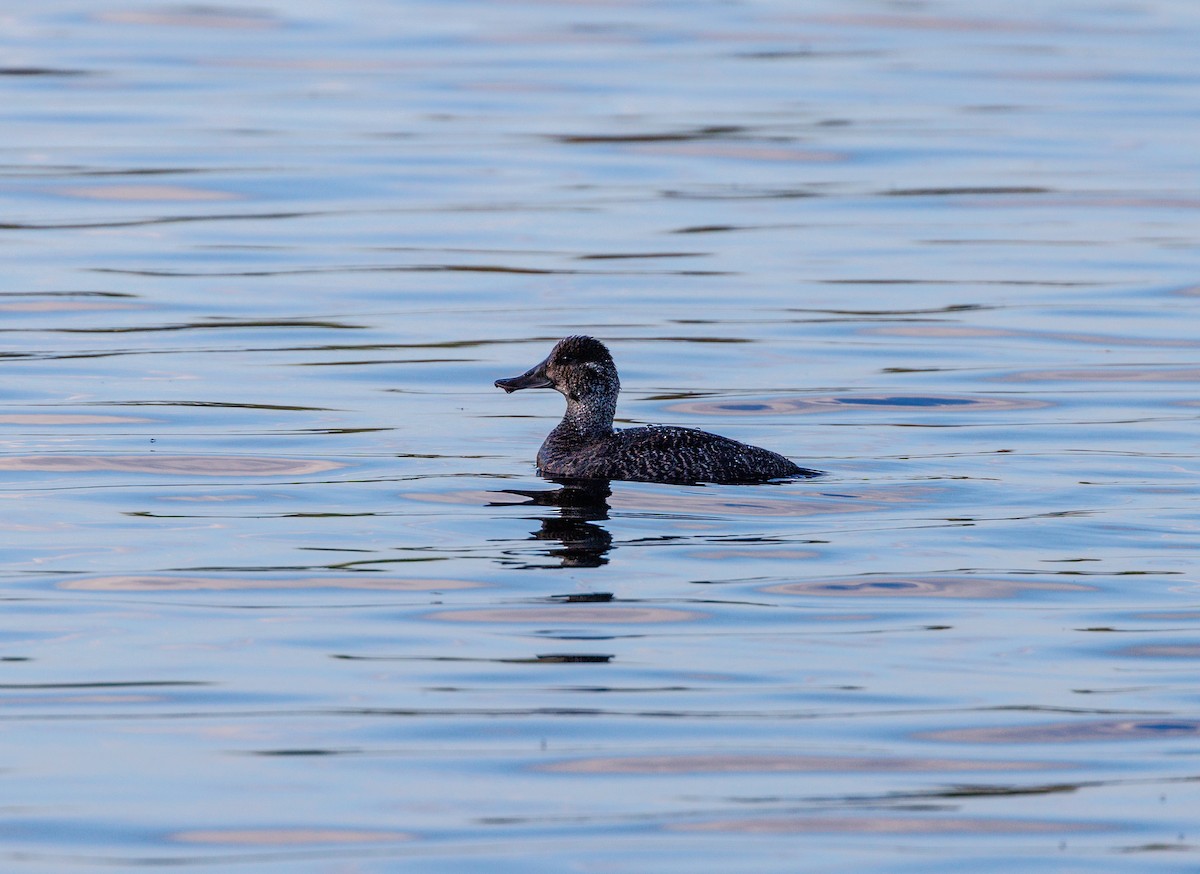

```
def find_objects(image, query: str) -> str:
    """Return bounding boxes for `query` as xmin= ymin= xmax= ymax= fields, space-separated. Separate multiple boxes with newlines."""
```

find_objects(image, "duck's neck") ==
xmin=550 ymin=390 xmax=617 ymax=445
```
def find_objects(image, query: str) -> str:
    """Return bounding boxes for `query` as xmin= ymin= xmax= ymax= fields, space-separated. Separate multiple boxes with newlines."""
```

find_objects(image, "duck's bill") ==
xmin=495 ymin=360 xmax=553 ymax=393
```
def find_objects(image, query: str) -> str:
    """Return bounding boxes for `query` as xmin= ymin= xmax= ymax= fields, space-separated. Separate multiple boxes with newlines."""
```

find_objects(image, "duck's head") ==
xmin=495 ymin=335 xmax=619 ymax=403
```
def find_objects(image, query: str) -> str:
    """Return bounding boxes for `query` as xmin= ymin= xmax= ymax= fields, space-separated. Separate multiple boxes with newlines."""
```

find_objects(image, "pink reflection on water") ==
xmin=0 ymin=455 xmax=342 ymax=475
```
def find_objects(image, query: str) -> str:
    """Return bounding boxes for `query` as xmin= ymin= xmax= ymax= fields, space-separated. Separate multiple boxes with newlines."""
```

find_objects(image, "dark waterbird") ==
xmin=495 ymin=336 xmax=820 ymax=485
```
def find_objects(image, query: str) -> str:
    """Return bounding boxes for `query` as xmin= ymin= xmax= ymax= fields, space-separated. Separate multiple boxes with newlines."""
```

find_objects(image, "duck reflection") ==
xmin=490 ymin=477 xmax=613 ymax=568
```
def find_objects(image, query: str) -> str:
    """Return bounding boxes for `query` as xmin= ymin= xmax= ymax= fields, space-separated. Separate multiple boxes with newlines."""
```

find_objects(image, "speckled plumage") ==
xmin=495 ymin=336 xmax=820 ymax=485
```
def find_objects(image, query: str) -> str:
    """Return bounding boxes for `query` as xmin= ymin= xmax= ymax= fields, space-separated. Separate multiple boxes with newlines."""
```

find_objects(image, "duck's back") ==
xmin=539 ymin=424 xmax=817 ymax=485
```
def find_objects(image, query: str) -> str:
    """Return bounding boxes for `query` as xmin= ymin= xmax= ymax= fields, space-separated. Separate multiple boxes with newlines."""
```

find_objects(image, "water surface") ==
xmin=2 ymin=1 xmax=1199 ymax=871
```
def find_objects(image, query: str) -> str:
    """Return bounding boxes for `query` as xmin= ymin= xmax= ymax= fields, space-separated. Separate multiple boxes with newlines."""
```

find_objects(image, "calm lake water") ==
xmin=2 ymin=0 xmax=1199 ymax=870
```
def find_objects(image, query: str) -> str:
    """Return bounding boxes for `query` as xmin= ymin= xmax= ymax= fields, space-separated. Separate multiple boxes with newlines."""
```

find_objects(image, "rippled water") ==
xmin=3 ymin=1 xmax=1199 ymax=870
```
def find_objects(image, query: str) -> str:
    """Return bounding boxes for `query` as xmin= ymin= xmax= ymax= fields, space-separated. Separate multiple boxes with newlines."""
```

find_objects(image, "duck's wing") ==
xmin=599 ymin=425 xmax=811 ymax=484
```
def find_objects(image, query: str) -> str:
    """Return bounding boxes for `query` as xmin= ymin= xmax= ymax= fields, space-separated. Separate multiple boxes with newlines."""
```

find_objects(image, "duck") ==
xmin=495 ymin=336 xmax=820 ymax=484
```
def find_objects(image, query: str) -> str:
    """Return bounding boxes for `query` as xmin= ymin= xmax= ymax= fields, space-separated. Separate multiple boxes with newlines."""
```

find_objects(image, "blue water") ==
xmin=2 ymin=1 xmax=1199 ymax=870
